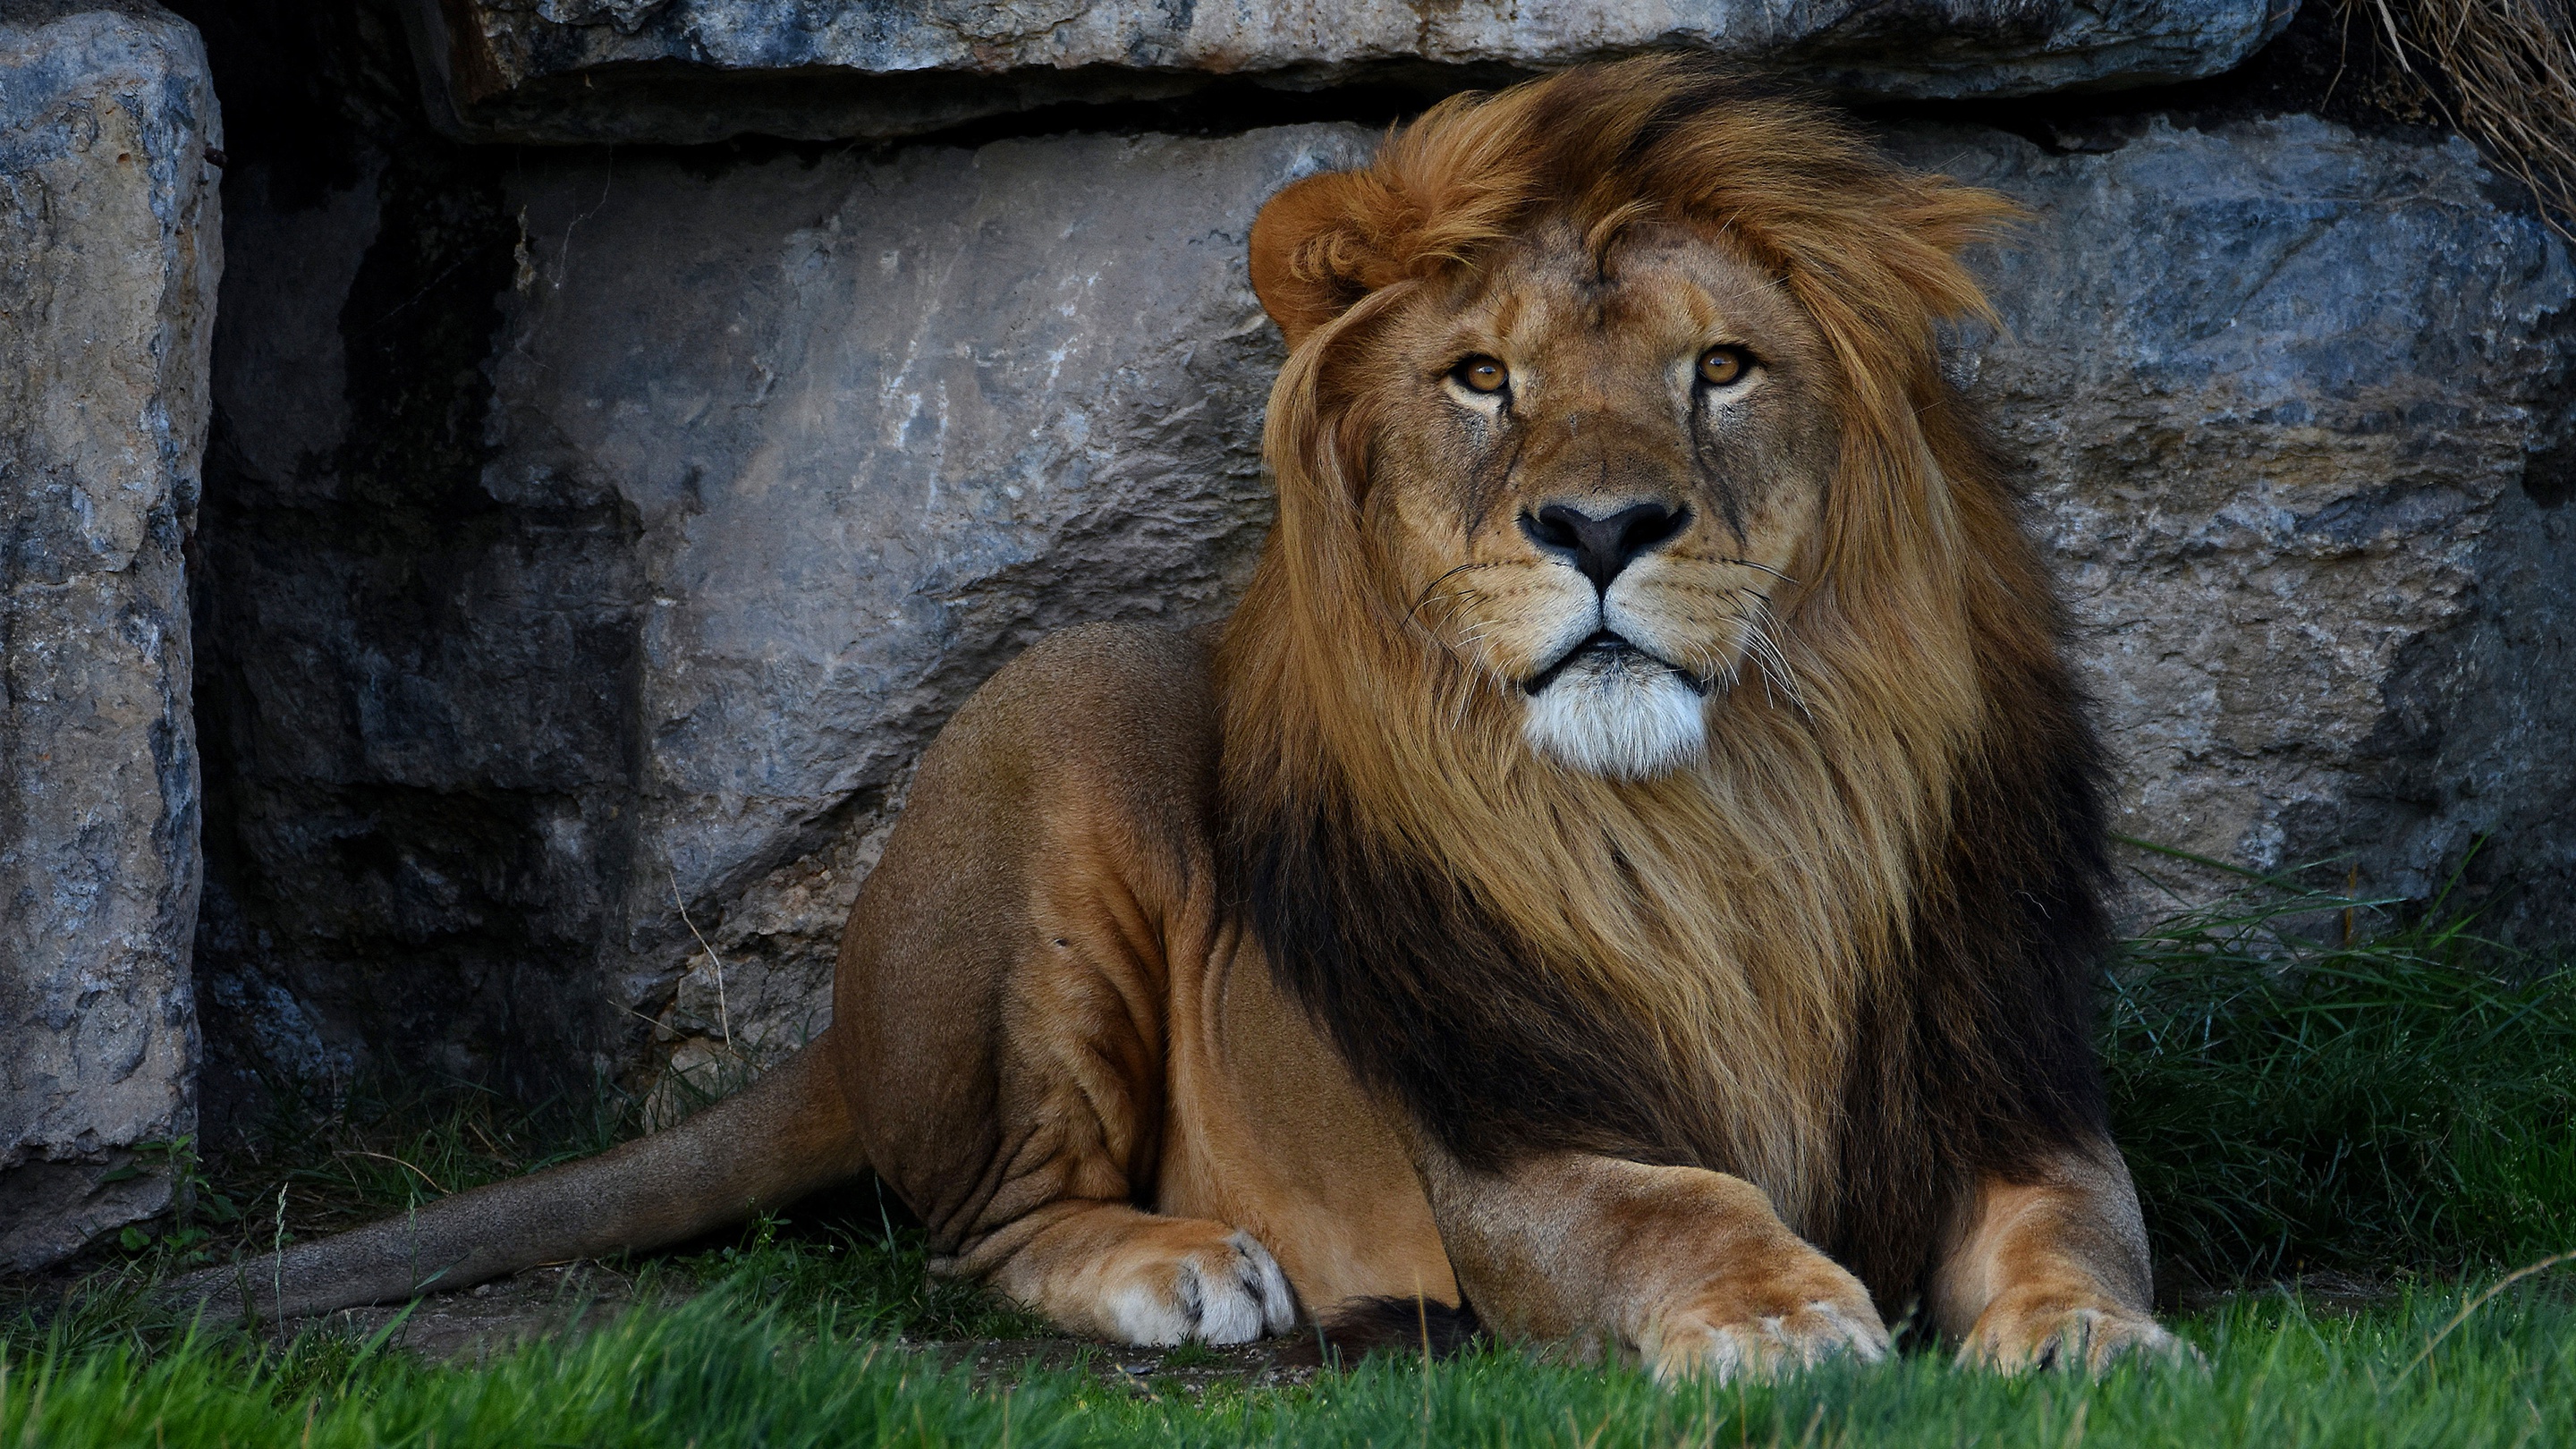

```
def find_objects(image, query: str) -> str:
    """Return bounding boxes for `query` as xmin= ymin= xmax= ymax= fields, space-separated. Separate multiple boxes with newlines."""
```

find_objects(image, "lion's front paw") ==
xmin=1097 ymin=1224 xmax=1299 ymax=1347
xmin=1637 ymin=1249 xmax=1891 ymax=1383
xmin=1957 ymin=1288 xmax=2194 ymax=1376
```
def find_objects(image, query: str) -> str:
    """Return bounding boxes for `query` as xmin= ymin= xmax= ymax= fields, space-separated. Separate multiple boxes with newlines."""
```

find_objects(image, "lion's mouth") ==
xmin=1523 ymin=630 xmax=1711 ymax=697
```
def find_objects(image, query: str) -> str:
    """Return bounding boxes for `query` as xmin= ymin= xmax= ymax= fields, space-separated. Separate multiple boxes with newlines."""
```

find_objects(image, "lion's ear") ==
xmin=1250 ymin=171 xmax=1385 ymax=351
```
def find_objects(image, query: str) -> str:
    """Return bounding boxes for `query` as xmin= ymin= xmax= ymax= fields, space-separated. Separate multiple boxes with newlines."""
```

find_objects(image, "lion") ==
xmin=175 ymin=56 xmax=2180 ymax=1377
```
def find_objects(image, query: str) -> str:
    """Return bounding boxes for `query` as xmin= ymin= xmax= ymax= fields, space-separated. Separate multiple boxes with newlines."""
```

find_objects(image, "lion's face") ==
xmin=1359 ymin=219 xmax=1841 ymax=780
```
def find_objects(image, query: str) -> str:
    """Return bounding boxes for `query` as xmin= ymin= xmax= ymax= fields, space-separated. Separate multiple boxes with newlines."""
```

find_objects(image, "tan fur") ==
xmin=1935 ymin=1154 xmax=2184 ymax=1372
xmin=174 ymin=58 xmax=2176 ymax=1379
xmin=822 ymin=623 xmax=1461 ymax=1335
xmin=1418 ymin=1150 xmax=1890 ymax=1378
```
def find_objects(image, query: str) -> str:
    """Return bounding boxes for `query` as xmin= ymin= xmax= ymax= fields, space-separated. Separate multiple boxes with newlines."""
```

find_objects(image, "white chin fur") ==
xmin=1521 ymin=656 xmax=1707 ymax=780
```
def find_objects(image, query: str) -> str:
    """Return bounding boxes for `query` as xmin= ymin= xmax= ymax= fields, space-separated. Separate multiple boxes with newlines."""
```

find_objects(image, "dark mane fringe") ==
xmin=1232 ymin=655 xmax=2113 ymax=1308
xmin=1231 ymin=791 xmax=1705 ymax=1175
xmin=1301 ymin=1294 xmax=1484 ymax=1366
xmin=1812 ymin=394 xmax=2118 ymax=1302
xmin=1831 ymin=626 xmax=2115 ymax=1301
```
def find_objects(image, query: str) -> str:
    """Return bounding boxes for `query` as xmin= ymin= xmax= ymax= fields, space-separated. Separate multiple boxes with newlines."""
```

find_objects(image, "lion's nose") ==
xmin=1520 ymin=502 xmax=1690 ymax=591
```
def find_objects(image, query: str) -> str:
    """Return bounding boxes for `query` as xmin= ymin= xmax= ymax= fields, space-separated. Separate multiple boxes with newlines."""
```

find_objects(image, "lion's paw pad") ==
xmin=1106 ymin=1229 xmax=1297 ymax=1347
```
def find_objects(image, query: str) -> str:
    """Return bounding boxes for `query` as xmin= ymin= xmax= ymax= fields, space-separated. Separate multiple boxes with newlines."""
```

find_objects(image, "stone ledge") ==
xmin=400 ymin=0 xmax=2298 ymax=146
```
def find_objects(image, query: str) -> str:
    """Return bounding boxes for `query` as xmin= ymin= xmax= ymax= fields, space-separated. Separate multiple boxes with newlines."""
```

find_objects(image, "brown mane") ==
xmin=1216 ymin=56 xmax=2114 ymax=1307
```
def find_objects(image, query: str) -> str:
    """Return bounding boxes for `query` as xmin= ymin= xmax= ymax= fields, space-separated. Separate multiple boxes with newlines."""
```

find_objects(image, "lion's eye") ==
xmin=1453 ymin=355 xmax=1509 ymax=394
xmin=1697 ymin=346 xmax=1750 ymax=387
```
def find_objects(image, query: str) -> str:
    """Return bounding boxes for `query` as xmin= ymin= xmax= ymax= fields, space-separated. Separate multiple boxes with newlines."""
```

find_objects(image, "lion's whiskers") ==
xmin=1673 ymin=634 xmax=1740 ymax=694
xmin=1731 ymin=589 xmax=1809 ymax=719
xmin=1424 ymin=598 xmax=1521 ymax=733
xmin=1721 ymin=557 xmax=1801 ymax=587
xmin=1403 ymin=563 xmax=1499 ymax=634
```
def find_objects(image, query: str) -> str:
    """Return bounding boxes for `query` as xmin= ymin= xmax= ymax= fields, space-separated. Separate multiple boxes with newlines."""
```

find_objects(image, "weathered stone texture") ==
xmin=196 ymin=125 xmax=1368 ymax=1097
xmin=402 ymin=0 xmax=2294 ymax=145
xmin=1 ymin=1 xmax=221 ymax=1270
xmin=195 ymin=107 xmax=2573 ymax=1104
xmin=1902 ymin=116 xmax=2576 ymax=925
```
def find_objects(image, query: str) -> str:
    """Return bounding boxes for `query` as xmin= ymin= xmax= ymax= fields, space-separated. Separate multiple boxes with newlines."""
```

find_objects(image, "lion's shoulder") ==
xmin=934 ymin=622 xmax=1221 ymax=829
xmin=980 ymin=622 xmax=1216 ymax=735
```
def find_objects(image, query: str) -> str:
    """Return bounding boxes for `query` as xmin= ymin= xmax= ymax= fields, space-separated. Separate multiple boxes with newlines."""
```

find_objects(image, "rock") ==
xmin=396 ymin=0 xmax=2294 ymax=146
xmin=193 ymin=105 xmax=2573 ymax=1108
xmin=1895 ymin=115 xmax=2576 ymax=932
xmin=0 ymin=1 xmax=221 ymax=1272
xmin=193 ymin=123 xmax=1368 ymax=1099
xmin=490 ymin=128 xmax=1385 ymax=1086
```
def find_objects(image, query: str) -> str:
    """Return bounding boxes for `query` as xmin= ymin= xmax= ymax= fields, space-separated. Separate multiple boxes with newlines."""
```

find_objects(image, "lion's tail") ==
xmin=166 ymin=1034 xmax=868 ymax=1323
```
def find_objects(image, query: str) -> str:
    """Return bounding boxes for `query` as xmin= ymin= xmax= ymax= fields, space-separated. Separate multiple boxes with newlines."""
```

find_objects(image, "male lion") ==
xmin=180 ymin=56 xmax=2179 ymax=1377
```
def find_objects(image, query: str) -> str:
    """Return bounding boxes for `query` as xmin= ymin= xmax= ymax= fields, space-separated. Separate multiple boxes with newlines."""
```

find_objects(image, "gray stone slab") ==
xmin=194 ymin=109 xmax=2574 ymax=1110
xmin=1902 ymin=115 xmax=2576 ymax=924
xmin=194 ymin=124 xmax=1366 ymax=1098
xmin=0 ymin=1 xmax=220 ymax=1272
xmin=513 ymin=126 xmax=1367 ymax=1077
xmin=399 ymin=0 xmax=2296 ymax=145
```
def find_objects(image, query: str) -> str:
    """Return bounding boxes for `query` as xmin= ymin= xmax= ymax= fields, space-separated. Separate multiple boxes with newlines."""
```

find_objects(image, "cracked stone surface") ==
xmin=194 ymin=109 xmax=2572 ymax=1106
xmin=194 ymin=124 xmax=1366 ymax=1102
xmin=1904 ymin=115 xmax=2576 ymax=924
xmin=398 ymin=0 xmax=2296 ymax=145
xmin=1 ymin=0 xmax=221 ymax=1272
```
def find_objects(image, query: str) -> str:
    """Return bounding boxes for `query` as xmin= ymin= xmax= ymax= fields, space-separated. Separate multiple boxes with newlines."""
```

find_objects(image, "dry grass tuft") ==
xmin=2350 ymin=0 xmax=2576 ymax=237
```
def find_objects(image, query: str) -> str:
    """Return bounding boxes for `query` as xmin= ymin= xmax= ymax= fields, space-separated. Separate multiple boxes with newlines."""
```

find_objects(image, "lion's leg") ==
xmin=912 ymin=916 xmax=1299 ymax=1346
xmin=1930 ymin=1143 xmax=2188 ymax=1373
xmin=1419 ymin=1149 xmax=1887 ymax=1381
xmin=833 ymin=625 xmax=1302 ymax=1346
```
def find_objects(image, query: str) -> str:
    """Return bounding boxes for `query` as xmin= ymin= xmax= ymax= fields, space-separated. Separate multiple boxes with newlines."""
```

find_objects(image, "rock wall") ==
xmin=194 ymin=115 xmax=1363 ymax=1106
xmin=0 ymin=0 xmax=222 ymax=1272
xmin=1909 ymin=116 xmax=2576 ymax=920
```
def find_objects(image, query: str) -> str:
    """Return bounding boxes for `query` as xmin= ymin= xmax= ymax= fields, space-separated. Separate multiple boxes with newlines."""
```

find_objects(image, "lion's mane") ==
xmin=1214 ymin=57 xmax=2114 ymax=1307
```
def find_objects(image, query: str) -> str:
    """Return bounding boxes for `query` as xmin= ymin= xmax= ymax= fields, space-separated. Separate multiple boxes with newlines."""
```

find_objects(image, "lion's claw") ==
xmin=1958 ymin=1296 xmax=2199 ymax=1376
xmin=1636 ymin=1244 xmax=1892 ymax=1384
xmin=1644 ymin=1295 xmax=1891 ymax=1382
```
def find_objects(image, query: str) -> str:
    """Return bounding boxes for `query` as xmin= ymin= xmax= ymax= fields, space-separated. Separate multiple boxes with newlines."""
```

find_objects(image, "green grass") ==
xmin=8 ymin=844 xmax=2576 ymax=1445
xmin=2103 ymin=844 xmax=2576 ymax=1286
xmin=643 ymin=1207 xmax=1052 ymax=1343
xmin=7 ymin=1278 xmax=2576 ymax=1447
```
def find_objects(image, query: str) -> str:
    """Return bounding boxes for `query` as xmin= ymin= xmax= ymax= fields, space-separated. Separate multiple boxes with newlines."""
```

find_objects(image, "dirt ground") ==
xmin=267 ymin=1263 xmax=1327 ymax=1391
xmin=262 ymin=1262 xmax=670 ymax=1364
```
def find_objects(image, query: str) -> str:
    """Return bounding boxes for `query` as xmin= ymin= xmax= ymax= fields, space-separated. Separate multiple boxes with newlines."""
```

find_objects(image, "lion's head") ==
xmin=1217 ymin=58 xmax=2112 ymax=1302
xmin=1258 ymin=182 xmax=1852 ymax=781
xmin=1232 ymin=57 xmax=2017 ymax=785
